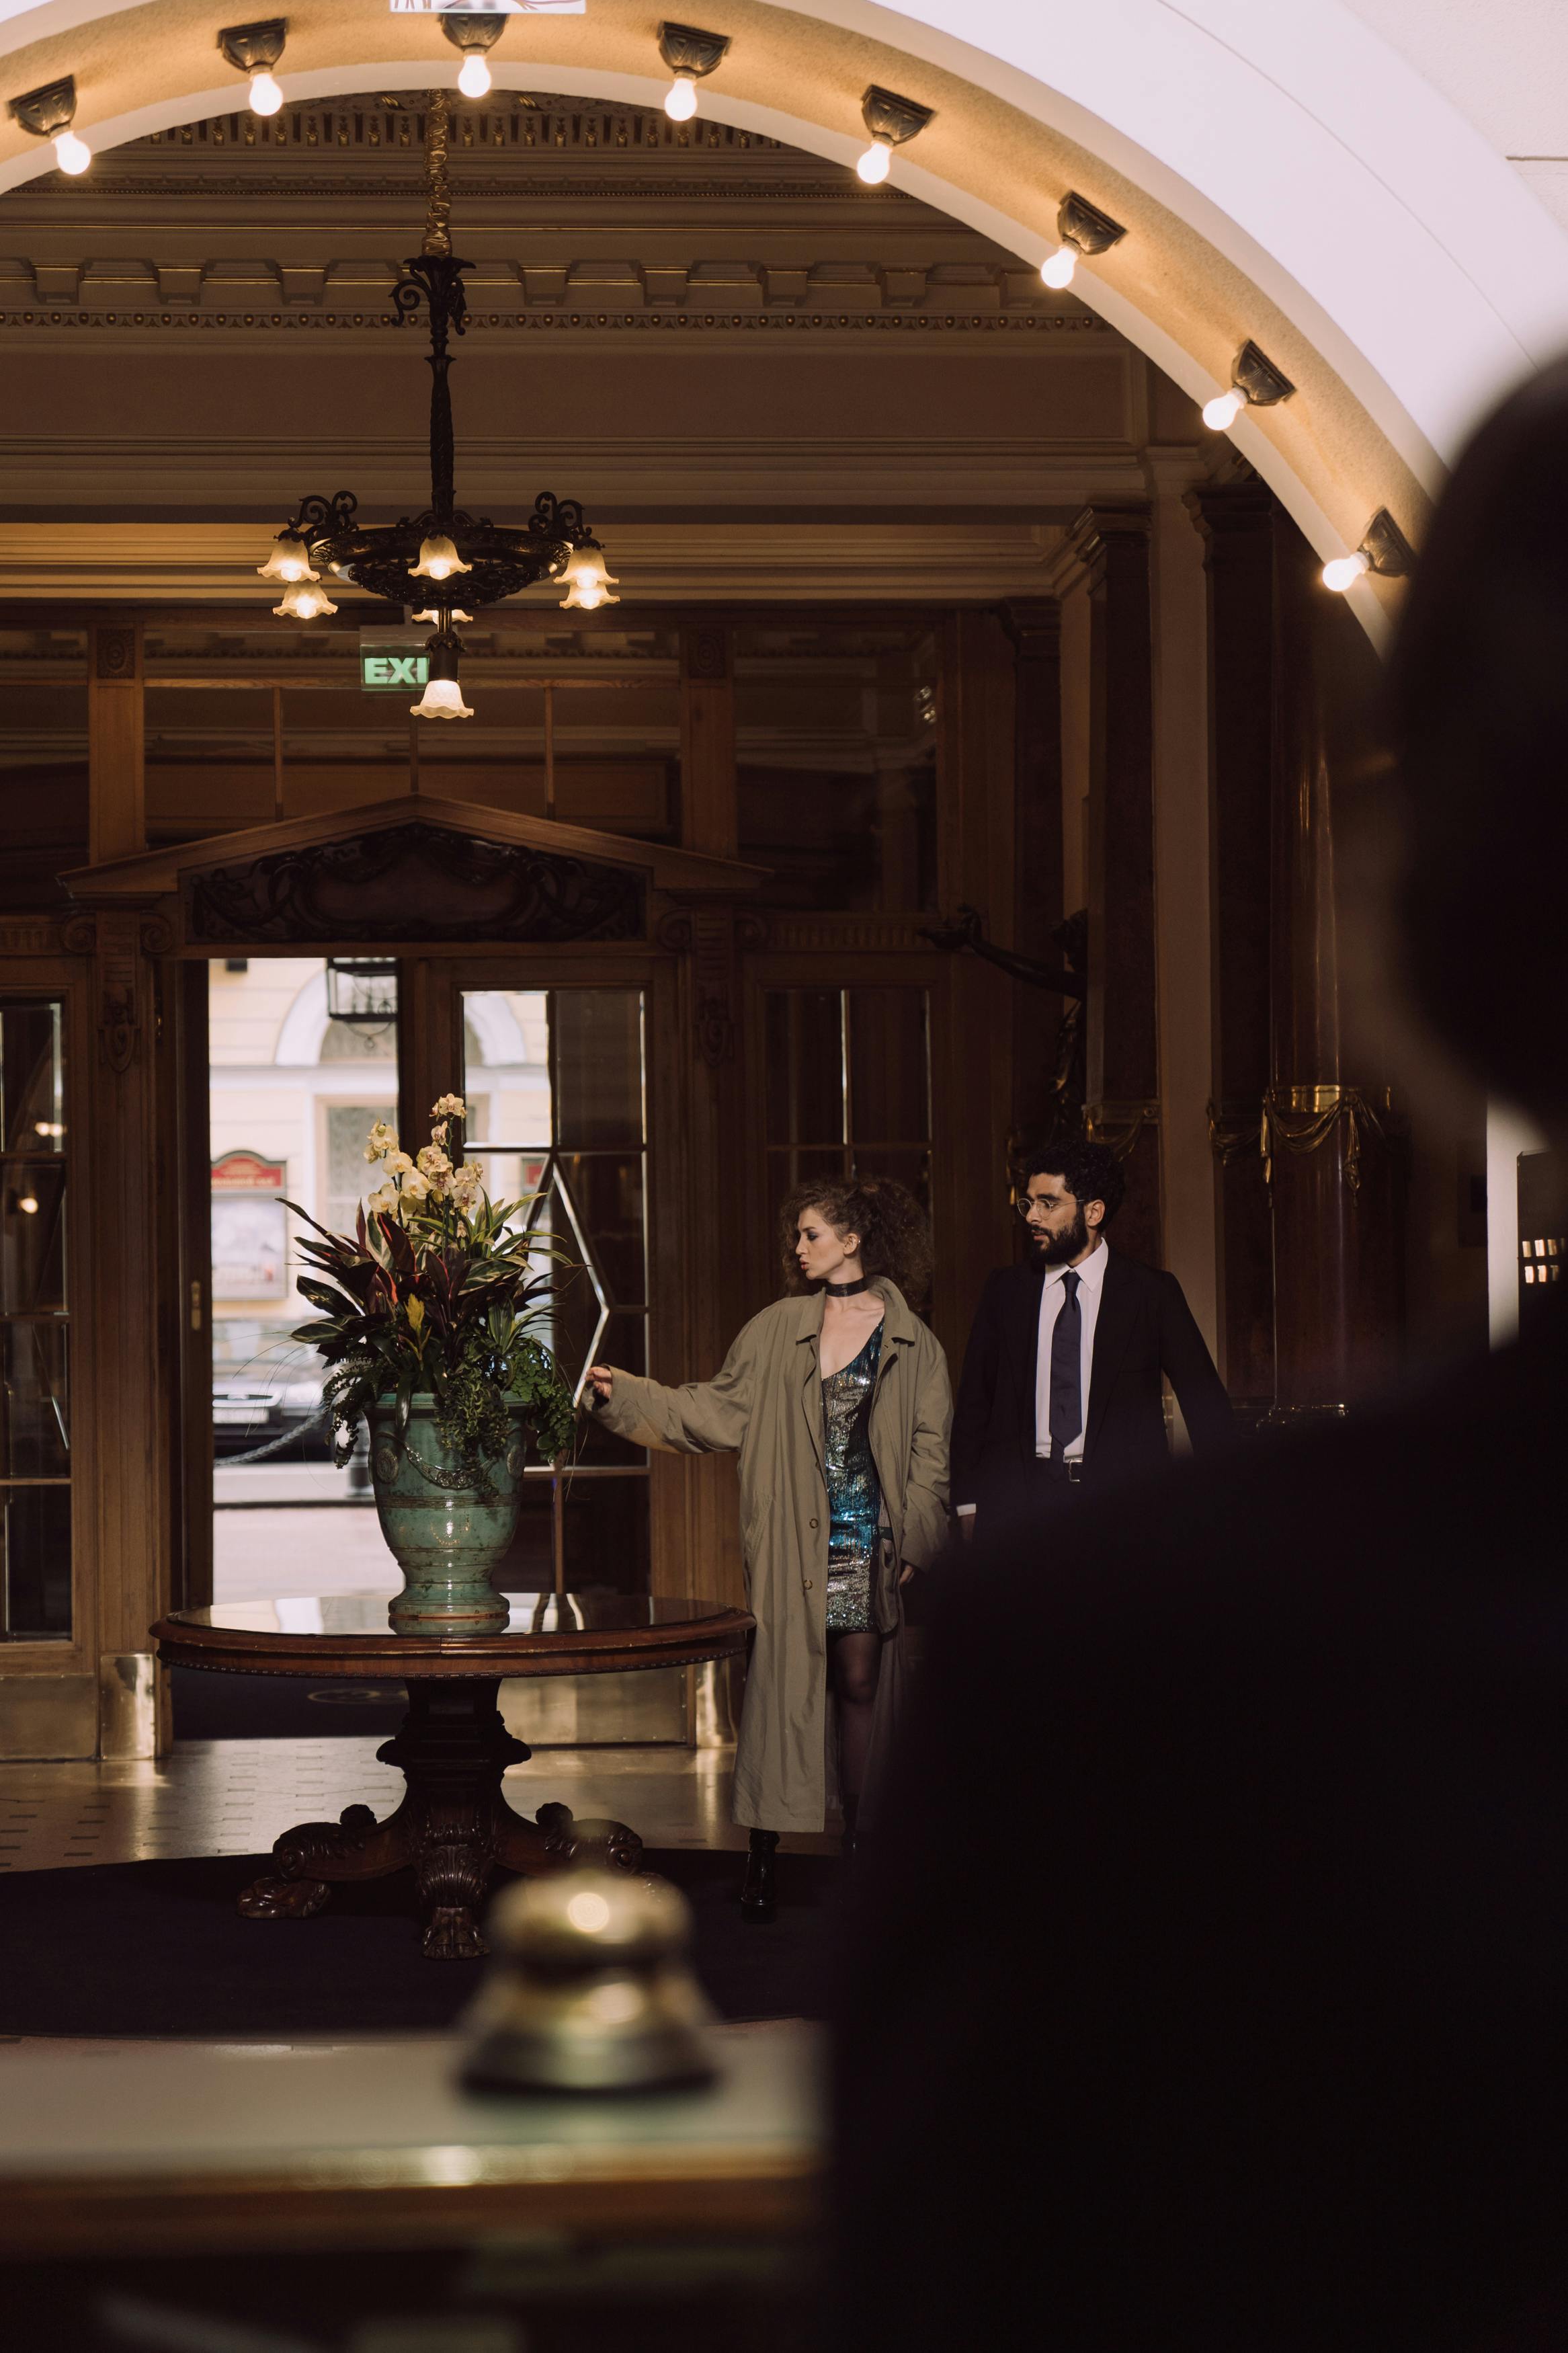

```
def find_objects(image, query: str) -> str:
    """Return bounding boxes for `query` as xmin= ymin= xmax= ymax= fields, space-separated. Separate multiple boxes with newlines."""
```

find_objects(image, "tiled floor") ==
xmin=0 ymin=1739 xmax=836 ymax=1872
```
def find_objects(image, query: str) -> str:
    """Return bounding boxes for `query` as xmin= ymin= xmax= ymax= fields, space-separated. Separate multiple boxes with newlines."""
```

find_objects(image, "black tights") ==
xmin=830 ymin=1629 xmax=882 ymax=1815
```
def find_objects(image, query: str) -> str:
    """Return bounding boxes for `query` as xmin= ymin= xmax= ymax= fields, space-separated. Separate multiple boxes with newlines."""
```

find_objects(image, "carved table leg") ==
xmin=237 ymin=1679 xmax=643 ymax=1960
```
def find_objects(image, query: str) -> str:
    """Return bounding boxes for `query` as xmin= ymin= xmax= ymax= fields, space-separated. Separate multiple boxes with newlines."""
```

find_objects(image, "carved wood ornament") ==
xmin=186 ymin=821 xmax=645 ymax=947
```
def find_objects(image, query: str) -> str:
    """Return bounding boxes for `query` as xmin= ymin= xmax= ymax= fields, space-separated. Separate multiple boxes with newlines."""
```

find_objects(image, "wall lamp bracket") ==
xmin=657 ymin=22 xmax=731 ymax=80
xmin=1231 ymin=339 xmax=1295 ymax=409
xmin=860 ymin=84 xmax=935 ymax=149
xmin=442 ymin=10 xmax=509 ymax=56
xmin=1360 ymin=507 xmax=1415 ymax=577
xmin=7 ymin=74 xmax=77 ymax=139
xmin=217 ymin=18 xmax=288 ymax=75
xmin=1057 ymin=191 xmax=1126 ymax=258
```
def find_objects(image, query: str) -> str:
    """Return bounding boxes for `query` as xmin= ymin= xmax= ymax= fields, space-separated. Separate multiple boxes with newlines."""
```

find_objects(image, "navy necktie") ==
xmin=1048 ymin=1268 xmax=1082 ymax=1459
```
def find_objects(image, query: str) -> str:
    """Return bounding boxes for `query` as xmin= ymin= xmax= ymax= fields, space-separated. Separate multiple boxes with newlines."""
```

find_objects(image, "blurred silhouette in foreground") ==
xmin=835 ymin=367 xmax=1568 ymax=2352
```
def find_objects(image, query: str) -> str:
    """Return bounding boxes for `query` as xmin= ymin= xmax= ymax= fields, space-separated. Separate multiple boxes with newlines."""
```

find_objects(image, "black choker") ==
xmin=823 ymin=1277 xmax=870 ymax=1297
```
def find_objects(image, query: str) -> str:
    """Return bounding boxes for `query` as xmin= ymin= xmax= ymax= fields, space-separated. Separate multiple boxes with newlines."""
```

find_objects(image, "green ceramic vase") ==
xmin=369 ymin=1392 xmax=527 ymax=1635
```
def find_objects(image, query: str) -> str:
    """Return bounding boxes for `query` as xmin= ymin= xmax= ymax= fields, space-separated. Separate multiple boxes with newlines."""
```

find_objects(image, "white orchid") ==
xmin=364 ymin=1119 xmax=398 ymax=1163
xmin=431 ymin=1093 xmax=467 ymax=1120
xmin=417 ymin=1142 xmax=452 ymax=1178
xmin=451 ymin=1161 xmax=485 ymax=1207
xmin=401 ymin=1168 xmax=433 ymax=1203
xmin=366 ymin=1181 xmax=399 ymax=1216
xmin=384 ymin=1150 xmax=415 ymax=1177
xmin=431 ymin=1119 xmax=449 ymax=1146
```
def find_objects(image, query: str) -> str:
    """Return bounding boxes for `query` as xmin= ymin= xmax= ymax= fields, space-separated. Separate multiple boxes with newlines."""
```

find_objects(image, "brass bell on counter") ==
xmin=462 ymin=1868 xmax=717 ymax=2094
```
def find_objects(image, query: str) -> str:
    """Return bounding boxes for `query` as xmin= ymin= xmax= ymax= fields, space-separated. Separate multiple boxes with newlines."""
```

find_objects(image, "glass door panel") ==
xmin=1 ymin=998 xmax=71 ymax=1640
xmin=463 ymin=986 xmax=649 ymax=1596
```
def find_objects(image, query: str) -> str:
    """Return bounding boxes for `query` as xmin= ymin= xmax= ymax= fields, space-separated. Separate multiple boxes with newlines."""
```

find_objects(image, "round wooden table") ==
xmin=152 ymin=1592 xmax=754 ymax=1960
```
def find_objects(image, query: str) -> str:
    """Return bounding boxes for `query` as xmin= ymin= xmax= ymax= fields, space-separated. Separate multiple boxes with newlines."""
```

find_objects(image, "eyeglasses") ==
xmin=1014 ymin=1189 xmax=1075 ymax=1221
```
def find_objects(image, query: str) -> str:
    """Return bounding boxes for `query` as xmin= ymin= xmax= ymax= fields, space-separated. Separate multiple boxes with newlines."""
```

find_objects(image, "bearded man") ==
xmin=951 ymin=1140 xmax=1233 ymax=1531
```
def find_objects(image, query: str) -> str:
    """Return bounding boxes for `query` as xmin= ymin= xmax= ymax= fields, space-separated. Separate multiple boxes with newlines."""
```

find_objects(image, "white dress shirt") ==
xmin=1034 ymin=1238 xmax=1108 ymax=1460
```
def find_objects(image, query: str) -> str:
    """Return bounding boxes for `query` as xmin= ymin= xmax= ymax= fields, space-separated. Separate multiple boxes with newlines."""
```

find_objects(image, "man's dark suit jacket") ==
xmin=951 ymin=1243 xmax=1234 ymax=1511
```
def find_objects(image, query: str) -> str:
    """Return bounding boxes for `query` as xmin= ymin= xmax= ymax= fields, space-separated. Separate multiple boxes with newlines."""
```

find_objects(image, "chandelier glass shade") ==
xmin=259 ymin=90 xmax=612 ymax=717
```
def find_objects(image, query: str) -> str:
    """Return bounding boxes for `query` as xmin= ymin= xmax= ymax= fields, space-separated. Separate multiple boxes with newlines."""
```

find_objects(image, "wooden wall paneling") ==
xmin=1001 ymin=597 xmax=1065 ymax=1148
xmin=679 ymin=625 xmax=739 ymax=861
xmin=932 ymin=612 xmax=1018 ymax=1369
xmin=1268 ymin=514 xmax=1404 ymax=1408
xmin=1069 ymin=505 xmax=1163 ymax=1265
xmin=641 ymin=953 xmax=713 ymax=1607
xmin=0 ymin=947 xmax=98 ymax=1757
xmin=172 ymin=958 xmax=213 ymax=1617
xmin=80 ymin=908 xmax=171 ymax=1757
xmin=1187 ymin=479 xmax=1277 ymax=1401
xmin=88 ymin=621 xmax=145 ymax=867
xmin=397 ymin=960 xmax=461 ymax=1145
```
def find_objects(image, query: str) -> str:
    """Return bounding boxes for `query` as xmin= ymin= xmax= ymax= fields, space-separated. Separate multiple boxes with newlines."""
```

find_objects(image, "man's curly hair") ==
xmin=1022 ymin=1139 xmax=1126 ymax=1224
xmin=780 ymin=1174 xmax=934 ymax=1307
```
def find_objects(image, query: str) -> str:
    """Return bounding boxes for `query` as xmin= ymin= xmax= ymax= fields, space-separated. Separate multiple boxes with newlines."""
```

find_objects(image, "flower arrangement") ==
xmin=285 ymin=1094 xmax=577 ymax=1492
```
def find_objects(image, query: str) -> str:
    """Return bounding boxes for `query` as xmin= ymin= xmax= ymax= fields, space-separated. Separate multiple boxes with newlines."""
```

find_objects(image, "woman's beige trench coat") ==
xmin=591 ymin=1279 xmax=952 ymax=1833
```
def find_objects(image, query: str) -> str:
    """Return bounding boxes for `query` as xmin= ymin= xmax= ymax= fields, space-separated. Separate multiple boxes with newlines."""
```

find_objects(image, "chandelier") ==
xmin=256 ymin=90 xmax=618 ymax=719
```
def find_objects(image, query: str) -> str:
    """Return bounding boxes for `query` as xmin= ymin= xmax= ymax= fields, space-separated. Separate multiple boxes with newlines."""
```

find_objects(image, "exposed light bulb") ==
xmin=665 ymin=72 xmax=698 ymax=122
xmin=54 ymin=130 xmax=91 ymax=176
xmin=17 ymin=1193 xmax=39 ymax=1216
xmin=1321 ymin=549 xmax=1372 ymax=594
xmin=1202 ymin=387 xmax=1246 ymax=432
xmin=257 ymin=540 xmax=317 ymax=584
xmin=249 ymin=70 xmax=284 ymax=118
xmin=1040 ymin=243 xmax=1077 ymax=290
xmin=274 ymin=582 xmax=337 ymax=619
xmin=411 ymin=533 xmax=472 ymax=582
xmin=457 ymin=53 xmax=491 ymax=101
xmin=856 ymin=137 xmax=893 ymax=186
xmin=412 ymin=676 xmax=473 ymax=720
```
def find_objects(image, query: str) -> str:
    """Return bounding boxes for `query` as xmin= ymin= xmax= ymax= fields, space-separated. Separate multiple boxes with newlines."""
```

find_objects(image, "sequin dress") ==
xmin=821 ymin=1321 xmax=885 ymax=1636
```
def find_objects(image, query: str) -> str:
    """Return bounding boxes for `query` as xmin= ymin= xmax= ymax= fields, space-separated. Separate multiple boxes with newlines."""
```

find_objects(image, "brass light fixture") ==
xmin=856 ymin=83 xmax=934 ymax=185
xmin=7 ymin=73 xmax=92 ymax=175
xmin=1040 ymin=190 xmax=1126 ymax=289
xmin=442 ymin=9 xmax=509 ymax=101
xmin=1202 ymin=339 xmax=1296 ymax=432
xmin=657 ymin=21 xmax=731 ymax=122
xmin=257 ymin=92 xmax=614 ymax=721
xmin=1321 ymin=508 xmax=1415 ymax=593
xmin=217 ymin=19 xmax=288 ymax=117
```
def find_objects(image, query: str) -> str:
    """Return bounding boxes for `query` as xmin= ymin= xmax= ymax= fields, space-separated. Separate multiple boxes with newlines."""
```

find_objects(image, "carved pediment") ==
xmin=187 ymin=821 xmax=643 ymax=947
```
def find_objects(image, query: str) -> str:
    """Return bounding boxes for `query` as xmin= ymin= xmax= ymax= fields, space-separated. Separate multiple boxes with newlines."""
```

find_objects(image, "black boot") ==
xmin=739 ymin=1829 xmax=778 ymax=1925
xmin=841 ymin=1795 xmax=860 ymax=1861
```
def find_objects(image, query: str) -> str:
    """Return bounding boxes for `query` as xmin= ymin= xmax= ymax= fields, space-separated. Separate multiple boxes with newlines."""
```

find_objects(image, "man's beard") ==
xmin=1034 ymin=1203 xmax=1089 ymax=1265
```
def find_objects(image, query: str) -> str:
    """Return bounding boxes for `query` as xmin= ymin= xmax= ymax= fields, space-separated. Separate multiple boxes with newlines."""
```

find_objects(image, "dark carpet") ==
xmin=0 ymin=1847 xmax=836 ymax=2036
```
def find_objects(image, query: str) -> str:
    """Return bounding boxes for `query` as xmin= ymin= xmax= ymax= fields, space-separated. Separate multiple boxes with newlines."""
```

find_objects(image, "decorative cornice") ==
xmin=0 ymin=307 xmax=1106 ymax=339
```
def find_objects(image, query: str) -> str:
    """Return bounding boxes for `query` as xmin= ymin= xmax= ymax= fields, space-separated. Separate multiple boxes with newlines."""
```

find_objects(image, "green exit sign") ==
xmin=361 ymin=649 xmax=430 ymax=691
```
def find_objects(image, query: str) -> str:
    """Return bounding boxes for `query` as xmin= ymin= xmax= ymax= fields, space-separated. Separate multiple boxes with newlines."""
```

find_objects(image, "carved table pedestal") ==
xmin=153 ymin=1591 xmax=753 ymax=1960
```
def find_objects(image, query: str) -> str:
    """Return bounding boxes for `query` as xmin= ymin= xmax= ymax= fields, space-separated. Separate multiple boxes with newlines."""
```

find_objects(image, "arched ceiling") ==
xmin=4 ymin=0 xmax=1567 ymax=645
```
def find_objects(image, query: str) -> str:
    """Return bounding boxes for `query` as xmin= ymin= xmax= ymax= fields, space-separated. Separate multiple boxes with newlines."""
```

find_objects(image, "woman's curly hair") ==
xmin=779 ymin=1174 xmax=934 ymax=1308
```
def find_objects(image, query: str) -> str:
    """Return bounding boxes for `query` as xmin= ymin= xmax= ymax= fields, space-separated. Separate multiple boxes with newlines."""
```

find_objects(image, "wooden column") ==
xmin=67 ymin=902 xmax=173 ymax=1755
xmin=1188 ymin=479 xmax=1276 ymax=1402
xmin=679 ymin=623 xmax=738 ymax=860
xmin=1001 ymin=597 xmax=1064 ymax=1148
xmin=1069 ymin=505 xmax=1162 ymax=1263
xmin=1269 ymin=514 xmax=1403 ymax=1408
xmin=88 ymin=621 xmax=145 ymax=865
xmin=665 ymin=624 xmax=746 ymax=1609
xmin=932 ymin=610 xmax=1017 ymax=1365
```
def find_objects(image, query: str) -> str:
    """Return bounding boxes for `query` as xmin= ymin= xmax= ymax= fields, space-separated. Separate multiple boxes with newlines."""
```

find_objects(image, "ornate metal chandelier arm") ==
xmin=284 ymin=491 xmax=360 ymax=545
xmin=388 ymin=90 xmax=472 ymax=529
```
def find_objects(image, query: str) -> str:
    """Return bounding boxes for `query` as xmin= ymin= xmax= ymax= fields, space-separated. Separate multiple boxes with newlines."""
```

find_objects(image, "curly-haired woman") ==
xmin=587 ymin=1176 xmax=951 ymax=1921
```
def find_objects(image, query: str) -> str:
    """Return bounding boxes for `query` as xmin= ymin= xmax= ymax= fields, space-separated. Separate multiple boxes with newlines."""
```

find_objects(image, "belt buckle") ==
xmin=1065 ymin=1459 xmax=1083 ymax=1485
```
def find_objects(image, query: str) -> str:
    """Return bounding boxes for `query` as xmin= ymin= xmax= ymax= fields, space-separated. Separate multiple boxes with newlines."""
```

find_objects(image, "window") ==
xmin=1 ymin=1001 xmax=70 ymax=1640
xmin=463 ymin=988 xmax=650 ymax=1595
xmin=764 ymin=986 xmax=932 ymax=1242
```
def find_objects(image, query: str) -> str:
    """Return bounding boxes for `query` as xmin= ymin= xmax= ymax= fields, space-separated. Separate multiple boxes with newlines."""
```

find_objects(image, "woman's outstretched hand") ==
xmin=586 ymin=1365 xmax=614 ymax=1404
